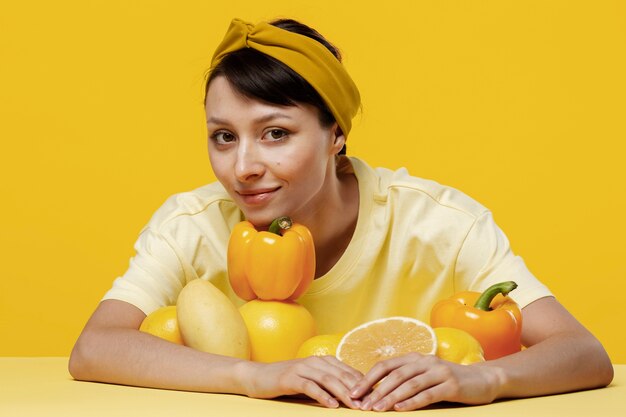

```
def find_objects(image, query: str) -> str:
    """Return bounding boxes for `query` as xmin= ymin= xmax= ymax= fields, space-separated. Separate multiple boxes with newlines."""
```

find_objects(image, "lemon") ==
xmin=296 ymin=334 xmax=344 ymax=358
xmin=434 ymin=327 xmax=485 ymax=365
xmin=239 ymin=300 xmax=316 ymax=362
xmin=139 ymin=306 xmax=184 ymax=345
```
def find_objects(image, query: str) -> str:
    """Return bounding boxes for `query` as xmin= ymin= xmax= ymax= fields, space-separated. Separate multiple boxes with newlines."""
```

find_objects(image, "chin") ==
xmin=243 ymin=208 xmax=301 ymax=230
xmin=241 ymin=212 xmax=277 ymax=229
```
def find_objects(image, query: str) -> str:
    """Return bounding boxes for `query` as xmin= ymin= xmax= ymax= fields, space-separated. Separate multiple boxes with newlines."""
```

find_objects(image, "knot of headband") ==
xmin=210 ymin=18 xmax=361 ymax=136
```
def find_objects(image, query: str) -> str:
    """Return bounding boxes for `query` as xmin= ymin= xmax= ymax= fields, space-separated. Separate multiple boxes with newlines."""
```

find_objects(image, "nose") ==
xmin=234 ymin=139 xmax=265 ymax=182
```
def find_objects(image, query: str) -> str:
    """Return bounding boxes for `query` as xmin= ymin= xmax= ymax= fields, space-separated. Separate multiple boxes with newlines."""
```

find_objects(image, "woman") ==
xmin=69 ymin=18 xmax=613 ymax=411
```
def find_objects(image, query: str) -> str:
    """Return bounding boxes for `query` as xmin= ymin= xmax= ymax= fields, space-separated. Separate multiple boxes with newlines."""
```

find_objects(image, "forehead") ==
xmin=205 ymin=76 xmax=255 ymax=112
xmin=205 ymin=76 xmax=319 ymax=122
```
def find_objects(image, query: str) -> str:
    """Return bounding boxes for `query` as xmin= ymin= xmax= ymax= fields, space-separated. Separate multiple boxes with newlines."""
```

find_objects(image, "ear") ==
xmin=329 ymin=123 xmax=346 ymax=155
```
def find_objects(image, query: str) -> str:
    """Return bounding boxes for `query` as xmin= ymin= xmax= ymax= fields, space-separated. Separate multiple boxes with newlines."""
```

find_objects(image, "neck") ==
xmin=298 ymin=158 xmax=359 ymax=278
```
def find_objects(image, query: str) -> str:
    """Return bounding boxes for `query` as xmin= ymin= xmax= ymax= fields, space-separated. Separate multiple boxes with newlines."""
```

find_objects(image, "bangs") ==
xmin=207 ymin=48 xmax=335 ymax=127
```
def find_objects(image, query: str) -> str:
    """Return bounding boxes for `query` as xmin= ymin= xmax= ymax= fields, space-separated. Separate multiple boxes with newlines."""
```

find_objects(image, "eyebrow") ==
xmin=207 ymin=112 xmax=293 ymax=125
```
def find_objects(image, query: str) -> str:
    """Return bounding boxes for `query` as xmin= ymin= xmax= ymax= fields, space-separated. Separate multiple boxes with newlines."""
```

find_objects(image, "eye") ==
xmin=211 ymin=131 xmax=236 ymax=145
xmin=264 ymin=129 xmax=289 ymax=141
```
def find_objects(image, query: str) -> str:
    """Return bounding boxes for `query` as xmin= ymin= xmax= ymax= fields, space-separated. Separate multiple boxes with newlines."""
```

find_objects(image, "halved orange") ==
xmin=336 ymin=317 xmax=437 ymax=374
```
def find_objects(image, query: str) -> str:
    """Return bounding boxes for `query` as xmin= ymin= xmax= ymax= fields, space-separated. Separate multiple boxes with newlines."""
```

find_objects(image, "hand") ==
xmin=349 ymin=353 xmax=504 ymax=411
xmin=240 ymin=356 xmax=363 ymax=409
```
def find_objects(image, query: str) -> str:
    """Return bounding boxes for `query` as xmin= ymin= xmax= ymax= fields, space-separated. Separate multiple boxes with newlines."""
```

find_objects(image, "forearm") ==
xmin=69 ymin=327 xmax=249 ymax=394
xmin=69 ymin=326 xmax=363 ymax=409
xmin=479 ymin=330 xmax=613 ymax=399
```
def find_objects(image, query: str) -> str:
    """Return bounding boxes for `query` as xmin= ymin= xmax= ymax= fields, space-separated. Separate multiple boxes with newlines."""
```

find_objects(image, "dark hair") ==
xmin=206 ymin=19 xmax=346 ymax=154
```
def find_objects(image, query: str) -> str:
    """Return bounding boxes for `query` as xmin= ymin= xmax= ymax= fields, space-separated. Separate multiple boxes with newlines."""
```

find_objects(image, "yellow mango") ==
xmin=177 ymin=279 xmax=250 ymax=359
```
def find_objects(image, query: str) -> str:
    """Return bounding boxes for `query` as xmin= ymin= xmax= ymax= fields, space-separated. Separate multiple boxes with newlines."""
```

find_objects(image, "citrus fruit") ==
xmin=139 ymin=305 xmax=184 ymax=345
xmin=177 ymin=279 xmax=250 ymax=359
xmin=296 ymin=333 xmax=344 ymax=358
xmin=336 ymin=317 xmax=437 ymax=374
xmin=434 ymin=327 xmax=485 ymax=365
xmin=239 ymin=300 xmax=316 ymax=362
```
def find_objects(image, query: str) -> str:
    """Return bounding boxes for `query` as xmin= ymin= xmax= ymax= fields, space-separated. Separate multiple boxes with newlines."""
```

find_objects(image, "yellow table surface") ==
xmin=1 ymin=358 xmax=624 ymax=417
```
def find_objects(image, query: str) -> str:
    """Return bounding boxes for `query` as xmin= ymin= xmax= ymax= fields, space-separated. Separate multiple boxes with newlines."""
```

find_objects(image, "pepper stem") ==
xmin=268 ymin=216 xmax=292 ymax=235
xmin=473 ymin=281 xmax=518 ymax=311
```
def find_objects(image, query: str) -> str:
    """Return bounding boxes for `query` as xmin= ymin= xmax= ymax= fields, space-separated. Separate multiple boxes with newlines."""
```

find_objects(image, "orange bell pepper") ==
xmin=227 ymin=216 xmax=315 ymax=301
xmin=430 ymin=281 xmax=522 ymax=360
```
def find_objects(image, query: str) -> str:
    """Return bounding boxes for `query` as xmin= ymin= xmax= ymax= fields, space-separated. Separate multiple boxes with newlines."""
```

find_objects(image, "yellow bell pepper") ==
xmin=227 ymin=216 xmax=315 ymax=301
xmin=430 ymin=281 xmax=522 ymax=360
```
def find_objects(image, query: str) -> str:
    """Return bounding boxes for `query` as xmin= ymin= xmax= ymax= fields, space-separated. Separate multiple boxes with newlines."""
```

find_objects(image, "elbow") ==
xmin=594 ymin=361 xmax=614 ymax=389
xmin=68 ymin=335 xmax=95 ymax=381
xmin=68 ymin=342 xmax=86 ymax=381
xmin=597 ymin=354 xmax=614 ymax=388
xmin=602 ymin=365 xmax=615 ymax=388
xmin=589 ymin=336 xmax=615 ymax=388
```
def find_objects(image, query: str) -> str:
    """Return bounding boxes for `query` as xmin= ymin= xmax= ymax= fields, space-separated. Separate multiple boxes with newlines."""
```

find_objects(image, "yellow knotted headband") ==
xmin=209 ymin=18 xmax=361 ymax=136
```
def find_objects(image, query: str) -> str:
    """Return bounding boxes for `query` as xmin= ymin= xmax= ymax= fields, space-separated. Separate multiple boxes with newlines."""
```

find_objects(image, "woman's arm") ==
xmin=486 ymin=296 xmax=613 ymax=397
xmin=349 ymin=296 xmax=613 ymax=411
xmin=69 ymin=299 xmax=361 ymax=408
xmin=68 ymin=299 xmax=246 ymax=392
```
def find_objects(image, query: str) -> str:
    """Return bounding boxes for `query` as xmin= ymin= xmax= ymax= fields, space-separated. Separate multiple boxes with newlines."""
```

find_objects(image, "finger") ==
xmin=360 ymin=367 xmax=425 ymax=410
xmin=393 ymin=383 xmax=450 ymax=411
xmin=349 ymin=361 xmax=397 ymax=398
xmin=298 ymin=358 xmax=361 ymax=409
xmin=320 ymin=355 xmax=363 ymax=381
xmin=370 ymin=358 xmax=458 ymax=411
xmin=304 ymin=356 xmax=363 ymax=394
xmin=352 ymin=353 xmax=425 ymax=399
xmin=321 ymin=355 xmax=363 ymax=377
xmin=313 ymin=374 xmax=362 ymax=409
xmin=296 ymin=378 xmax=340 ymax=409
xmin=369 ymin=374 xmax=438 ymax=411
xmin=361 ymin=354 xmax=443 ymax=410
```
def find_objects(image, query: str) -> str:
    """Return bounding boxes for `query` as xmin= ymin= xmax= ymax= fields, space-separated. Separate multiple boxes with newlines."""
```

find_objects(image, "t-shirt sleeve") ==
xmin=101 ymin=226 xmax=187 ymax=315
xmin=454 ymin=211 xmax=552 ymax=308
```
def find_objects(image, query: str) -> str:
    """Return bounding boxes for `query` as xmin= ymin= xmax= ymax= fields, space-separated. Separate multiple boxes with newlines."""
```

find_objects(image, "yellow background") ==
xmin=1 ymin=0 xmax=625 ymax=362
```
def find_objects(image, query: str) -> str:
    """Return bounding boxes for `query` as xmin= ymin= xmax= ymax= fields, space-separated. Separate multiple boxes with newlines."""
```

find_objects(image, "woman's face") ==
xmin=205 ymin=76 xmax=345 ymax=228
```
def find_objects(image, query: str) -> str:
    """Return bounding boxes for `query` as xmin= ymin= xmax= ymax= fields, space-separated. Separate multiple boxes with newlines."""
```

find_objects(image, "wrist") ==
xmin=232 ymin=359 xmax=259 ymax=396
xmin=475 ymin=362 xmax=510 ymax=400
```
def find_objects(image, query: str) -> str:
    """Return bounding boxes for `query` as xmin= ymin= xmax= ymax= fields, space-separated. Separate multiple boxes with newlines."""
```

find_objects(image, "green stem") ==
xmin=473 ymin=281 xmax=518 ymax=311
xmin=268 ymin=216 xmax=292 ymax=235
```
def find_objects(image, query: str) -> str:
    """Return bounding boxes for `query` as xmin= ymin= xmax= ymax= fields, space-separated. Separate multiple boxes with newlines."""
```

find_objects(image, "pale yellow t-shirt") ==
xmin=103 ymin=157 xmax=552 ymax=333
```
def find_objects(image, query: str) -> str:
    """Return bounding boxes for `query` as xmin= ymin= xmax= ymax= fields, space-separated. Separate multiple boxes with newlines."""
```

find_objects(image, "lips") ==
xmin=236 ymin=187 xmax=280 ymax=205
